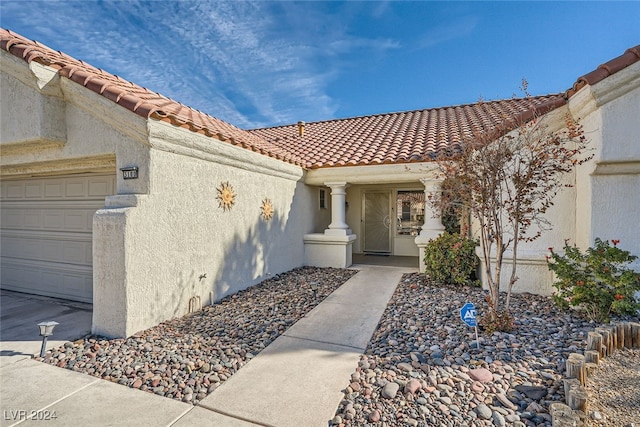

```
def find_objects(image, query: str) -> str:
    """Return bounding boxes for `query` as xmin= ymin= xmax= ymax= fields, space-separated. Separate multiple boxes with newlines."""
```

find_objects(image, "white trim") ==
xmin=148 ymin=120 xmax=304 ymax=182
xmin=306 ymin=162 xmax=438 ymax=185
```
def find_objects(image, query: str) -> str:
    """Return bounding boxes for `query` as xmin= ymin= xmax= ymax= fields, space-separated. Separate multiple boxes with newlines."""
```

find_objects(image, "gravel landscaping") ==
xmin=36 ymin=267 xmax=357 ymax=405
xmin=331 ymin=272 xmax=639 ymax=427
xmin=586 ymin=348 xmax=640 ymax=427
xmin=35 ymin=266 xmax=638 ymax=425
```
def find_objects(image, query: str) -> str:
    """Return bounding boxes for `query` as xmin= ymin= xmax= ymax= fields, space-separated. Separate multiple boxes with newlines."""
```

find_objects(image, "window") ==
xmin=319 ymin=189 xmax=327 ymax=209
xmin=396 ymin=190 xmax=424 ymax=236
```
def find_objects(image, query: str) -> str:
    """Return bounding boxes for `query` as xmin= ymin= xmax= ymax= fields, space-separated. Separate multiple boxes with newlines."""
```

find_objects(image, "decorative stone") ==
xmin=471 ymin=381 xmax=485 ymax=393
xmin=492 ymin=410 xmax=506 ymax=427
xmin=515 ymin=385 xmax=548 ymax=400
xmin=381 ymin=382 xmax=400 ymax=399
xmin=404 ymin=379 xmax=421 ymax=395
xmin=476 ymin=404 xmax=492 ymax=420
xmin=469 ymin=368 xmax=493 ymax=383
xmin=495 ymin=393 xmax=518 ymax=410
xmin=397 ymin=362 xmax=413 ymax=372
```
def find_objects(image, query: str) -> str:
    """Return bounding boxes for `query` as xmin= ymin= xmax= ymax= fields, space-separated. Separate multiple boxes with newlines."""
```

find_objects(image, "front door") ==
xmin=363 ymin=191 xmax=391 ymax=254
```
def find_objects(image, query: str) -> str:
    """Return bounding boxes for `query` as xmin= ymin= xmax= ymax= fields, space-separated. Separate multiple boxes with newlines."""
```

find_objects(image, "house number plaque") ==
xmin=120 ymin=166 xmax=139 ymax=180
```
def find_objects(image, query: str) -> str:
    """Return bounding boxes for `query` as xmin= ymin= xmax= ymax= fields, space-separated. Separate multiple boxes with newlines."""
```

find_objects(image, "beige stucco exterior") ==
xmin=93 ymin=124 xmax=318 ymax=336
xmin=477 ymin=61 xmax=640 ymax=295
xmin=2 ymin=46 xmax=638 ymax=336
xmin=1 ymin=51 xmax=319 ymax=337
xmin=570 ymin=61 xmax=640 ymax=263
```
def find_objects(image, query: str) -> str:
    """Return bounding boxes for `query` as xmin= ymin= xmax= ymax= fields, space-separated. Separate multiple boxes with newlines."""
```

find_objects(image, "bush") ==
xmin=479 ymin=311 xmax=515 ymax=334
xmin=423 ymin=232 xmax=479 ymax=286
xmin=547 ymin=238 xmax=640 ymax=322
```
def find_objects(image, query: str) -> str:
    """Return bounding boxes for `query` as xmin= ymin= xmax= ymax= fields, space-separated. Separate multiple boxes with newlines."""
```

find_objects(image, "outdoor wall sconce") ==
xmin=37 ymin=321 xmax=59 ymax=357
xmin=120 ymin=166 xmax=139 ymax=180
xmin=310 ymin=282 xmax=319 ymax=299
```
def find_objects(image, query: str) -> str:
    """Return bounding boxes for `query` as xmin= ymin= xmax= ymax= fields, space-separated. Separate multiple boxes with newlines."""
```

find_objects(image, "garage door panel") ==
xmin=43 ymin=210 xmax=65 ymax=229
xmin=44 ymin=181 xmax=64 ymax=198
xmin=25 ymin=182 xmax=43 ymax=198
xmin=1 ymin=260 xmax=92 ymax=302
xmin=65 ymin=181 xmax=86 ymax=197
xmin=1 ymin=174 xmax=114 ymax=302
xmin=2 ymin=205 xmax=98 ymax=232
xmin=5 ymin=182 xmax=24 ymax=198
xmin=88 ymin=178 xmax=112 ymax=196
xmin=2 ymin=233 xmax=93 ymax=265
xmin=1 ymin=175 xmax=114 ymax=201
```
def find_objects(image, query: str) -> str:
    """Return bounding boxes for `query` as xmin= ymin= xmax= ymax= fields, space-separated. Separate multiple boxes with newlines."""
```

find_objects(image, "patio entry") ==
xmin=362 ymin=191 xmax=391 ymax=254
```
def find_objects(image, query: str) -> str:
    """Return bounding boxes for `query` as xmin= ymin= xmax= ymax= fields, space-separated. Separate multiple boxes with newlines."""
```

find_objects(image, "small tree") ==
xmin=432 ymin=91 xmax=591 ymax=326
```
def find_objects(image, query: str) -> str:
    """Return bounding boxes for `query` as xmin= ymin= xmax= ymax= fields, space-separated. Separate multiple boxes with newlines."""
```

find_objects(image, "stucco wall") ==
xmin=570 ymin=61 xmax=640 ymax=264
xmin=93 ymin=121 xmax=316 ymax=337
xmin=1 ymin=52 xmax=66 ymax=147
xmin=1 ymin=53 xmax=150 ymax=194
xmin=473 ymin=107 xmax=579 ymax=295
xmin=2 ymin=55 xmax=318 ymax=338
xmin=479 ymin=61 xmax=640 ymax=295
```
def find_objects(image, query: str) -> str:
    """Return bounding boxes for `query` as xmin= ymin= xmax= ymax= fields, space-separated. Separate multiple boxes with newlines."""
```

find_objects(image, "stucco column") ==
xmin=324 ymin=182 xmax=352 ymax=236
xmin=304 ymin=181 xmax=355 ymax=268
xmin=418 ymin=178 xmax=445 ymax=237
xmin=415 ymin=178 xmax=445 ymax=272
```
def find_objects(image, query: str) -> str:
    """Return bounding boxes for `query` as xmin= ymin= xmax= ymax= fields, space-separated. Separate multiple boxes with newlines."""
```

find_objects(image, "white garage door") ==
xmin=1 ymin=174 xmax=115 ymax=303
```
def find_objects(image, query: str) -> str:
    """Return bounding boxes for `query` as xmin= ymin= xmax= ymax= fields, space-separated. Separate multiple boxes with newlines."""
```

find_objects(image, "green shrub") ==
xmin=547 ymin=238 xmax=640 ymax=322
xmin=423 ymin=232 xmax=479 ymax=286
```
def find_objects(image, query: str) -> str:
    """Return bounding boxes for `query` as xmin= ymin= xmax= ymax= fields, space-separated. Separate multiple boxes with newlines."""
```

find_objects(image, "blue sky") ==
xmin=1 ymin=1 xmax=639 ymax=129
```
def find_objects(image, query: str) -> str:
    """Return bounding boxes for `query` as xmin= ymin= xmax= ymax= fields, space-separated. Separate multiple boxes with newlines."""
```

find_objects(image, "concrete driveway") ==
xmin=0 ymin=290 xmax=92 ymax=367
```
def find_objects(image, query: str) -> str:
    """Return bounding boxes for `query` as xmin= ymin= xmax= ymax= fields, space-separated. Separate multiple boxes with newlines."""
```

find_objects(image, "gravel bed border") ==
xmin=331 ymin=272 xmax=639 ymax=427
xmin=36 ymin=267 xmax=357 ymax=405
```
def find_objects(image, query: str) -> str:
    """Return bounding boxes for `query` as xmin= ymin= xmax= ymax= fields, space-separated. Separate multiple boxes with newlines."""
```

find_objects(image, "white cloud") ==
xmin=1 ymin=0 xmax=403 ymax=127
xmin=417 ymin=15 xmax=479 ymax=49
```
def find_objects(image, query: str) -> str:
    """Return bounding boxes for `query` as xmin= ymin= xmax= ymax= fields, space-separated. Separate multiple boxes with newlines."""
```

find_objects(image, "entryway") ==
xmin=362 ymin=190 xmax=391 ymax=254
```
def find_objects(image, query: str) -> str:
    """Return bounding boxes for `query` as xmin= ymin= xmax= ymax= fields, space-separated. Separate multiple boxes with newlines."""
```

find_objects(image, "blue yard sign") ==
xmin=460 ymin=302 xmax=480 ymax=349
xmin=460 ymin=302 xmax=477 ymax=327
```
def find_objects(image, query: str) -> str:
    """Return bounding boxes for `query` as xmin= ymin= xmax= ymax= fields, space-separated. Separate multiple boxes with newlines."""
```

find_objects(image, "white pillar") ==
xmin=324 ymin=182 xmax=352 ymax=236
xmin=415 ymin=178 xmax=445 ymax=272
xmin=418 ymin=178 xmax=445 ymax=237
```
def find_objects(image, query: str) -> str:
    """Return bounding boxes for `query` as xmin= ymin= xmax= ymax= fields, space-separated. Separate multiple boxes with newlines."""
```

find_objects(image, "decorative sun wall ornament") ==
xmin=261 ymin=198 xmax=274 ymax=220
xmin=216 ymin=181 xmax=236 ymax=211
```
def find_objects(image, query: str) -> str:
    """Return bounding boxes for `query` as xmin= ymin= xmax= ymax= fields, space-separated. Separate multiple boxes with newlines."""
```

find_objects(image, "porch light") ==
xmin=310 ymin=282 xmax=319 ymax=299
xmin=37 ymin=321 xmax=59 ymax=358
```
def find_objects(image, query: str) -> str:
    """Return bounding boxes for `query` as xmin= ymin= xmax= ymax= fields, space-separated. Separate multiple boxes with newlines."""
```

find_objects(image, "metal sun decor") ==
xmin=261 ymin=198 xmax=274 ymax=220
xmin=216 ymin=181 xmax=236 ymax=211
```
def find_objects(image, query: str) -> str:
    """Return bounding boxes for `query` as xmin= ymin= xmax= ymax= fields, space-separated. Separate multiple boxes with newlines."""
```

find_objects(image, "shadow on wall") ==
xmin=141 ymin=182 xmax=315 ymax=322
xmin=212 ymin=183 xmax=313 ymax=306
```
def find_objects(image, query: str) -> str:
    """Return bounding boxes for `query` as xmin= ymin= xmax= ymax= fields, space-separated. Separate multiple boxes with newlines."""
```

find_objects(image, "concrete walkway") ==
xmin=0 ymin=291 xmax=92 ymax=367
xmin=0 ymin=265 xmax=410 ymax=427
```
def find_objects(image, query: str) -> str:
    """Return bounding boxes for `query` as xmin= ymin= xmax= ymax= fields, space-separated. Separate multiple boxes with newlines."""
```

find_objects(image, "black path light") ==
xmin=37 ymin=321 xmax=59 ymax=357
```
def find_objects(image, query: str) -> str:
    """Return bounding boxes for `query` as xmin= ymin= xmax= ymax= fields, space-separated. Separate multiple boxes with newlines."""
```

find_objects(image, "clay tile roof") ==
xmin=249 ymin=95 xmax=566 ymax=169
xmin=565 ymin=45 xmax=640 ymax=98
xmin=0 ymin=28 xmax=304 ymax=167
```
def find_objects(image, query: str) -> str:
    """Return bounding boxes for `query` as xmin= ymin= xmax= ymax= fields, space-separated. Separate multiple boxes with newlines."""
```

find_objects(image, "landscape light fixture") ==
xmin=37 ymin=321 xmax=59 ymax=358
xmin=310 ymin=282 xmax=319 ymax=299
